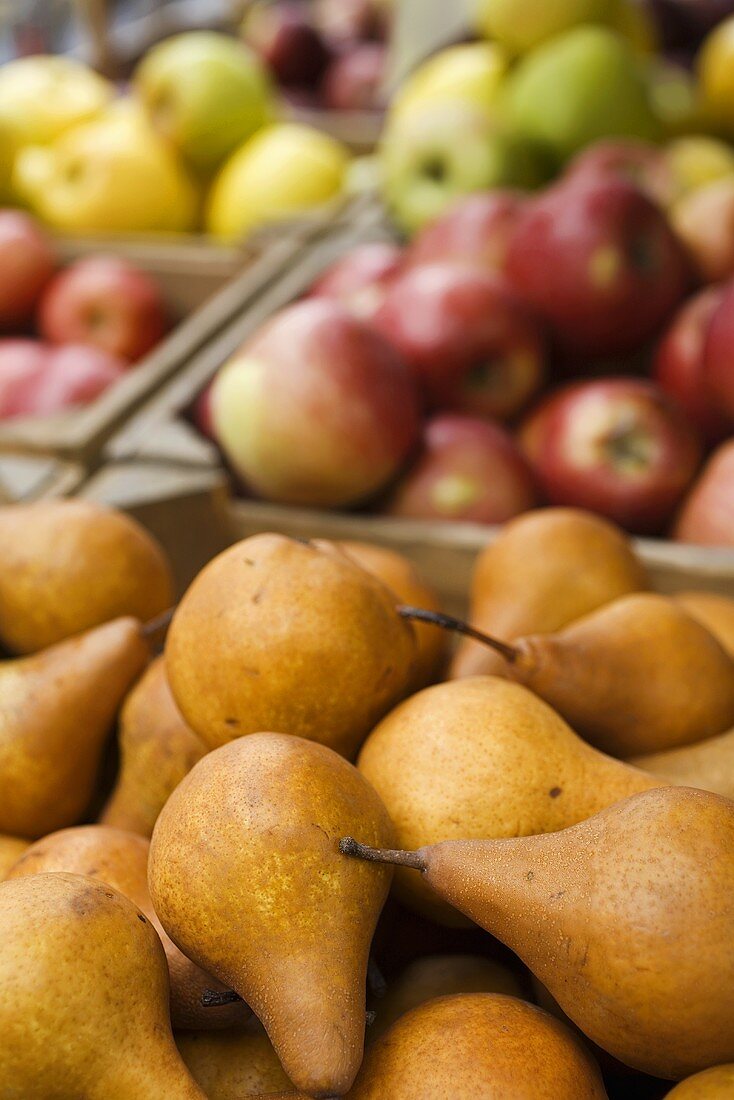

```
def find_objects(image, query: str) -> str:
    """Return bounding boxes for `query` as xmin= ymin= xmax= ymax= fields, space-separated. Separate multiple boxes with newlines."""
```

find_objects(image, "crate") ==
xmin=0 ymin=453 xmax=85 ymax=505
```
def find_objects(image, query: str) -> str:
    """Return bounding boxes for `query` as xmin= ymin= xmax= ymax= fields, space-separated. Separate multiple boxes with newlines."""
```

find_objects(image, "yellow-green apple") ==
xmin=322 ymin=43 xmax=386 ymax=111
xmin=38 ymin=256 xmax=167 ymax=364
xmin=388 ymin=43 xmax=508 ymax=124
xmin=0 ymin=56 xmax=112 ymax=149
xmin=206 ymin=122 xmax=349 ymax=241
xmin=520 ymin=377 xmax=702 ymax=534
xmin=674 ymin=439 xmax=734 ymax=547
xmin=134 ymin=32 xmax=274 ymax=174
xmin=0 ymin=210 xmax=56 ymax=330
xmin=562 ymin=138 xmax=671 ymax=205
xmin=505 ymin=174 xmax=690 ymax=358
xmin=703 ymin=280 xmax=734 ymax=425
xmin=475 ymin=0 xmax=613 ymax=54
xmin=405 ymin=190 xmax=525 ymax=275
xmin=665 ymin=135 xmax=734 ymax=201
xmin=698 ymin=14 xmax=734 ymax=137
xmin=373 ymin=263 xmax=547 ymax=421
xmin=671 ymin=177 xmax=734 ymax=283
xmin=308 ymin=242 xmax=403 ymax=320
xmin=385 ymin=413 xmax=538 ymax=524
xmin=210 ymin=298 xmax=420 ymax=507
xmin=242 ymin=1 xmax=331 ymax=87
xmin=654 ymin=286 xmax=730 ymax=444
xmin=0 ymin=340 xmax=125 ymax=420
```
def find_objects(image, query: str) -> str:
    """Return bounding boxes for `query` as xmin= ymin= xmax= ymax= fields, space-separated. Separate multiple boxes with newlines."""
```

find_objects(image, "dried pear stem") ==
xmin=340 ymin=837 xmax=427 ymax=872
xmin=140 ymin=606 xmax=176 ymax=641
xmin=201 ymin=989 xmax=243 ymax=1008
xmin=397 ymin=605 xmax=519 ymax=663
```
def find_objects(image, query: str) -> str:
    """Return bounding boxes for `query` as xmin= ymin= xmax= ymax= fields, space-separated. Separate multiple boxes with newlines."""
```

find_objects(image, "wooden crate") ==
xmin=0 ymin=453 xmax=85 ymax=505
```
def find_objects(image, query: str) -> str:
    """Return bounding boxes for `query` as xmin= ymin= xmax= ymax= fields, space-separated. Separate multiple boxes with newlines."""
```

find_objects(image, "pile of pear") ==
xmin=0 ymin=498 xmax=733 ymax=1098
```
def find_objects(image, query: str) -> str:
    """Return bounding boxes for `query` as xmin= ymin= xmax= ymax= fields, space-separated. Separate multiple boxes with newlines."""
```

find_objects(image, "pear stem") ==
xmin=140 ymin=606 xmax=176 ymax=641
xmin=201 ymin=989 xmax=243 ymax=1008
xmin=339 ymin=837 xmax=427 ymax=872
xmin=397 ymin=606 xmax=519 ymax=663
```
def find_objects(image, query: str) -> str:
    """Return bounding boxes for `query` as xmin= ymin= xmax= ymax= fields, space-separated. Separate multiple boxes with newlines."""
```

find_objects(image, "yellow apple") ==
xmin=607 ymin=0 xmax=658 ymax=56
xmin=698 ymin=15 xmax=734 ymax=137
xmin=206 ymin=123 xmax=349 ymax=242
xmin=665 ymin=135 xmax=734 ymax=204
xmin=475 ymin=0 xmax=612 ymax=54
xmin=0 ymin=56 xmax=113 ymax=151
xmin=13 ymin=100 xmax=198 ymax=234
xmin=389 ymin=43 xmax=508 ymax=125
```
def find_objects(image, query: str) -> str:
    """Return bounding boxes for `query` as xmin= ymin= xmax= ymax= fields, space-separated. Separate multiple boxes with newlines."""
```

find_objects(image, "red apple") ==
xmin=308 ymin=242 xmax=403 ymax=320
xmin=0 ymin=340 xmax=51 ymax=419
xmin=242 ymin=0 xmax=331 ymax=87
xmin=193 ymin=383 xmax=216 ymax=441
xmin=673 ymin=439 xmax=734 ymax=547
xmin=0 ymin=340 xmax=125 ymax=420
xmin=563 ymin=138 xmax=671 ymax=206
xmin=505 ymin=176 xmax=690 ymax=358
xmin=373 ymin=262 xmax=547 ymax=421
xmin=210 ymin=298 xmax=421 ymax=507
xmin=519 ymin=378 xmax=702 ymax=534
xmin=38 ymin=255 xmax=167 ymax=364
xmin=0 ymin=211 xmax=56 ymax=330
xmin=385 ymin=414 xmax=538 ymax=524
xmin=405 ymin=190 xmax=525 ymax=276
xmin=671 ymin=178 xmax=734 ymax=285
xmin=321 ymin=42 xmax=386 ymax=111
xmin=702 ymin=278 xmax=734 ymax=426
xmin=315 ymin=0 xmax=386 ymax=44
xmin=654 ymin=285 xmax=730 ymax=444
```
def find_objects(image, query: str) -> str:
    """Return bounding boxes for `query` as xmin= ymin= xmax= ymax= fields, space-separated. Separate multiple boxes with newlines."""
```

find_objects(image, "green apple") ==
xmin=134 ymin=31 xmax=275 ymax=174
xmin=206 ymin=123 xmax=350 ymax=242
xmin=502 ymin=26 xmax=662 ymax=164
xmin=390 ymin=42 xmax=508 ymax=124
xmin=380 ymin=100 xmax=550 ymax=236
xmin=0 ymin=56 xmax=112 ymax=153
xmin=475 ymin=0 xmax=612 ymax=54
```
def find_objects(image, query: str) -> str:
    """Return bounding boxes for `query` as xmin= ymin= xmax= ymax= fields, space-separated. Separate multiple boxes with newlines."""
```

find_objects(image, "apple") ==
xmin=671 ymin=178 xmax=734 ymax=284
xmin=673 ymin=439 xmax=734 ymax=547
xmin=38 ymin=255 xmax=167 ymax=363
xmin=387 ymin=42 xmax=508 ymax=125
xmin=0 ymin=340 xmax=50 ymax=419
xmin=315 ymin=0 xmax=387 ymax=44
xmin=242 ymin=1 xmax=332 ymax=88
xmin=193 ymin=383 xmax=216 ymax=441
xmin=373 ymin=263 xmax=547 ymax=421
xmin=563 ymin=138 xmax=671 ymax=206
xmin=654 ymin=286 xmax=730 ymax=444
xmin=0 ymin=210 xmax=56 ymax=330
xmin=0 ymin=340 xmax=125 ymax=421
xmin=321 ymin=43 xmax=386 ymax=111
xmin=519 ymin=377 xmax=702 ymax=534
xmin=505 ymin=175 xmax=690 ymax=358
xmin=475 ymin=0 xmax=613 ymax=54
xmin=385 ymin=414 xmax=538 ymax=524
xmin=702 ymin=279 xmax=734 ymax=426
xmin=308 ymin=242 xmax=402 ymax=320
xmin=0 ymin=56 xmax=112 ymax=149
xmin=405 ymin=190 xmax=525 ymax=275
xmin=210 ymin=298 xmax=421 ymax=507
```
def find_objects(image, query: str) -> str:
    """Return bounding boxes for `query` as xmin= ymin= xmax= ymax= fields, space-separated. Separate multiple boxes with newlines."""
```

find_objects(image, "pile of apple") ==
xmin=0 ymin=209 xmax=167 ymax=421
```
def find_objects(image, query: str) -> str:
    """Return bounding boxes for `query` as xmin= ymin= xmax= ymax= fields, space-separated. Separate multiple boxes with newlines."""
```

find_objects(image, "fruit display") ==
xmin=0 ymin=496 xmax=733 ymax=1098
xmin=0 ymin=209 xmax=169 ymax=422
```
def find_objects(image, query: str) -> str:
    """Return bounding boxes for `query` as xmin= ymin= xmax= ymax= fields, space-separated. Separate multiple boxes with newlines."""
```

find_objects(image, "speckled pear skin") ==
xmin=149 ymin=733 xmax=395 ymax=1098
xmin=0 ymin=873 xmax=207 ymax=1100
xmin=6 ymin=824 xmax=246 ymax=1032
xmin=0 ymin=834 xmax=29 ymax=879
xmin=177 ymin=1024 xmax=294 ymax=1099
xmin=0 ymin=617 xmax=149 ymax=838
xmin=632 ymin=726 xmax=734 ymax=800
xmin=347 ymin=993 xmax=607 ymax=1099
xmin=666 ymin=1063 xmax=734 ymax=1098
xmin=0 ymin=500 xmax=174 ymax=654
xmin=101 ymin=657 xmax=206 ymax=837
xmin=674 ymin=591 xmax=734 ymax=658
xmin=358 ymin=677 xmax=660 ymax=923
xmin=508 ymin=593 xmax=734 ymax=757
xmin=166 ymin=534 xmax=417 ymax=760
xmin=414 ymin=787 xmax=734 ymax=1080
xmin=451 ymin=508 xmax=647 ymax=679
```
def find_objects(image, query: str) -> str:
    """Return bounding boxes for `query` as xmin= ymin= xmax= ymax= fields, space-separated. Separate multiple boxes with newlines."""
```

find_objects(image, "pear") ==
xmin=101 ymin=657 xmax=206 ymax=837
xmin=6 ymin=824 xmax=246 ymax=1031
xmin=632 ymin=726 xmax=734 ymax=800
xmin=370 ymin=955 xmax=524 ymax=1042
xmin=342 ymin=786 xmax=734 ymax=1079
xmin=0 ymin=55 xmax=112 ymax=148
xmin=0 ymin=617 xmax=149 ymax=838
xmin=666 ymin=1064 xmax=734 ymax=1097
xmin=451 ymin=508 xmax=647 ymax=679
xmin=674 ymin=591 xmax=734 ymax=658
xmin=336 ymin=540 xmax=448 ymax=690
xmin=348 ymin=993 xmax=607 ymax=1098
xmin=166 ymin=534 xmax=416 ymax=759
xmin=0 ymin=499 xmax=174 ymax=654
xmin=0 ymin=873 xmax=207 ymax=1098
xmin=0 ymin=834 xmax=29 ymax=879
xmin=177 ymin=1023 xmax=294 ymax=1099
xmin=358 ymin=676 xmax=659 ymax=921
xmin=149 ymin=732 xmax=395 ymax=1097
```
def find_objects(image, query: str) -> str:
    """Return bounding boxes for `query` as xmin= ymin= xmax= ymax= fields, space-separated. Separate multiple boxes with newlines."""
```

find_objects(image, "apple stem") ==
xmin=397 ymin=605 xmax=519 ymax=663
xmin=340 ymin=837 xmax=427 ymax=872
xmin=140 ymin=606 xmax=176 ymax=641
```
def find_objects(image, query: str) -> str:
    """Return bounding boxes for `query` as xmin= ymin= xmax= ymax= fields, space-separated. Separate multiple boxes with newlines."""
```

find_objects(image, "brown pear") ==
xmin=0 ymin=834 xmax=28 ymax=879
xmin=166 ymin=534 xmax=416 ymax=758
xmin=177 ymin=1023 xmax=294 ymax=1099
xmin=337 ymin=540 xmax=448 ymax=690
xmin=632 ymin=727 xmax=734 ymax=800
xmin=451 ymin=508 xmax=647 ymax=679
xmin=0 ymin=499 xmax=174 ymax=653
xmin=342 ymin=787 xmax=734 ymax=1079
xmin=100 ymin=656 xmax=206 ymax=836
xmin=348 ymin=993 xmax=607 ymax=1099
xmin=0 ymin=872 xmax=207 ymax=1099
xmin=0 ymin=617 xmax=149 ymax=838
xmin=480 ymin=593 xmax=734 ymax=757
xmin=149 ymin=732 xmax=395 ymax=1097
xmin=7 ymin=824 xmax=246 ymax=1031
xmin=358 ymin=677 xmax=659 ymax=922
xmin=369 ymin=955 xmax=524 ymax=1042
xmin=666 ymin=1064 xmax=734 ymax=1097
xmin=674 ymin=591 xmax=734 ymax=658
